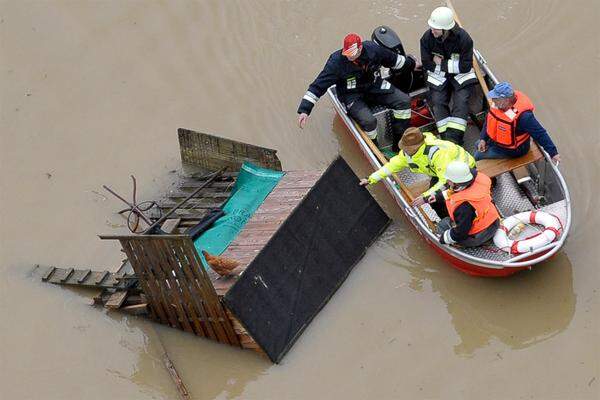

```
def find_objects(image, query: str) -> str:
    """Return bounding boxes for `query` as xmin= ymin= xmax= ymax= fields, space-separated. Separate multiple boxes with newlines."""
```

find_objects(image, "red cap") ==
xmin=342 ymin=33 xmax=362 ymax=57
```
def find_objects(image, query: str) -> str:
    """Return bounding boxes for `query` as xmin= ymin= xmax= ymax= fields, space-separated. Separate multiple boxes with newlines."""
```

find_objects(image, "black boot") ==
xmin=444 ymin=128 xmax=464 ymax=146
xmin=391 ymin=122 xmax=408 ymax=153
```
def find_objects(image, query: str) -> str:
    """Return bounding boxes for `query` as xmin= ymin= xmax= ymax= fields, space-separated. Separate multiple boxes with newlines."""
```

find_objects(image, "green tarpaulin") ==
xmin=194 ymin=162 xmax=284 ymax=260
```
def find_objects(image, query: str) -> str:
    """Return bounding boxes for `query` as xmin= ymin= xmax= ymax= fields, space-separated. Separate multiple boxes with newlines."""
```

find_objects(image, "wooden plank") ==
xmin=166 ymin=191 xmax=230 ymax=199
xmin=77 ymin=269 xmax=91 ymax=283
xmin=105 ymin=291 xmax=128 ymax=309
xmin=405 ymin=180 xmax=431 ymax=202
xmin=130 ymin=239 xmax=183 ymax=330
xmin=160 ymin=218 xmax=181 ymax=234
xmin=148 ymin=239 xmax=195 ymax=334
xmin=178 ymin=239 xmax=239 ymax=346
xmin=120 ymin=303 xmax=148 ymax=316
xmin=158 ymin=201 xmax=224 ymax=210
xmin=119 ymin=240 xmax=169 ymax=325
xmin=60 ymin=268 xmax=74 ymax=283
xmin=178 ymin=180 xmax=236 ymax=189
xmin=179 ymin=179 xmax=236 ymax=190
xmin=94 ymin=271 xmax=110 ymax=285
xmin=116 ymin=259 xmax=134 ymax=276
xmin=42 ymin=266 xmax=56 ymax=282
xmin=157 ymin=239 xmax=209 ymax=338
xmin=475 ymin=140 xmax=543 ymax=178
xmin=100 ymin=234 xmax=190 ymax=240
xmin=170 ymin=240 xmax=220 ymax=341
xmin=279 ymin=170 xmax=323 ymax=179
xmin=153 ymin=209 xmax=209 ymax=220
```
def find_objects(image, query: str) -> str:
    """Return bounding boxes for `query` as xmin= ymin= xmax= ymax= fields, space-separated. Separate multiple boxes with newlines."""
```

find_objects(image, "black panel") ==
xmin=223 ymin=157 xmax=390 ymax=363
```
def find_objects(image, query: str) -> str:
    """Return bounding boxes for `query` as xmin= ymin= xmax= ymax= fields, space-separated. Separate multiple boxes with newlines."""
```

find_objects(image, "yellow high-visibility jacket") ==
xmin=368 ymin=132 xmax=475 ymax=198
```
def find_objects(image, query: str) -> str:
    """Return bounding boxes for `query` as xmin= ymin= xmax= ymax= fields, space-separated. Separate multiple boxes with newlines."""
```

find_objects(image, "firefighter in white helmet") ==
xmin=420 ymin=6 xmax=477 ymax=146
xmin=436 ymin=161 xmax=500 ymax=247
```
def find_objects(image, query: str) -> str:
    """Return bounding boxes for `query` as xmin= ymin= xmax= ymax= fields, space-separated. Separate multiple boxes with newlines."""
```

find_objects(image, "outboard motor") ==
xmin=371 ymin=25 xmax=406 ymax=56
xmin=371 ymin=25 xmax=431 ymax=128
xmin=371 ymin=25 xmax=425 ymax=93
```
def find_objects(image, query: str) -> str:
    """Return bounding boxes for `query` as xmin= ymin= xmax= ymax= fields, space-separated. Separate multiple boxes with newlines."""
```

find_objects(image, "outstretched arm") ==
xmin=297 ymin=54 xmax=338 ymax=128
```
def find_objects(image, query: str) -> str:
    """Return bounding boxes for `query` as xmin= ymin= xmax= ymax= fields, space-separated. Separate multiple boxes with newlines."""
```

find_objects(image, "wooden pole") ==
xmin=145 ymin=326 xmax=191 ymax=400
xmin=446 ymin=0 xmax=492 ymax=106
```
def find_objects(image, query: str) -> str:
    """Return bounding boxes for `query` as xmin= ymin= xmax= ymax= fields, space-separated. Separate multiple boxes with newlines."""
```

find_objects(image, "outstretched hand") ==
xmin=298 ymin=113 xmax=309 ymax=129
xmin=552 ymin=154 xmax=561 ymax=166
xmin=412 ymin=196 xmax=426 ymax=207
xmin=359 ymin=178 xmax=370 ymax=186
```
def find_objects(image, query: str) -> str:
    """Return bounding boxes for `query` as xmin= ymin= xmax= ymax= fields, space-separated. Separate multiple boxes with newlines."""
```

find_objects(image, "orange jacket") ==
xmin=446 ymin=173 xmax=500 ymax=235
xmin=486 ymin=91 xmax=535 ymax=149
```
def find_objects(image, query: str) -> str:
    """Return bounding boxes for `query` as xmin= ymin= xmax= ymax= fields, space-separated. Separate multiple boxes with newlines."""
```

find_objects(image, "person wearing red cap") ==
xmin=297 ymin=33 xmax=419 ymax=152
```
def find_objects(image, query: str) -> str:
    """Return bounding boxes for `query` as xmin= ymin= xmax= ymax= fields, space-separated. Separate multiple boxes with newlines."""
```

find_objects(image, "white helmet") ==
xmin=428 ymin=6 xmax=456 ymax=30
xmin=445 ymin=161 xmax=473 ymax=184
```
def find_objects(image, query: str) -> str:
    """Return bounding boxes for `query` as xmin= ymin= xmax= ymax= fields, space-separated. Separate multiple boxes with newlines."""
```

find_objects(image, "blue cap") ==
xmin=487 ymin=82 xmax=514 ymax=99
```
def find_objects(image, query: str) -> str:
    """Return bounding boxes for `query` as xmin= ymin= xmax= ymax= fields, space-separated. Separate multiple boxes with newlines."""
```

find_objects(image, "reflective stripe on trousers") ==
xmin=426 ymin=71 xmax=447 ymax=86
xmin=393 ymin=109 xmax=412 ymax=120
xmin=453 ymin=69 xmax=477 ymax=85
xmin=365 ymin=129 xmax=377 ymax=140
xmin=436 ymin=116 xmax=467 ymax=133
xmin=446 ymin=117 xmax=468 ymax=132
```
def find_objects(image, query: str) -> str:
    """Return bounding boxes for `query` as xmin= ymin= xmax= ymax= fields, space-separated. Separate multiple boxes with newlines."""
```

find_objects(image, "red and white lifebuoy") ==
xmin=493 ymin=211 xmax=563 ymax=254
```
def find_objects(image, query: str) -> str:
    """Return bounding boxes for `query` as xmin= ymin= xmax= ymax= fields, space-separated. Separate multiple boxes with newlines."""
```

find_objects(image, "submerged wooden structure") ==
xmin=42 ymin=128 xmax=390 ymax=362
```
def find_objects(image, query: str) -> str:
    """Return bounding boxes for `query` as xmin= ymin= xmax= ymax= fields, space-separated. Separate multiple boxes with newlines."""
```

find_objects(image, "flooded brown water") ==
xmin=1 ymin=1 xmax=598 ymax=399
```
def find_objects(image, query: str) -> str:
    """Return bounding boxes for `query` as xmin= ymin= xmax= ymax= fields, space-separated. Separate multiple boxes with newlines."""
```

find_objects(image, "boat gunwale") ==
xmin=326 ymin=49 xmax=571 ymax=270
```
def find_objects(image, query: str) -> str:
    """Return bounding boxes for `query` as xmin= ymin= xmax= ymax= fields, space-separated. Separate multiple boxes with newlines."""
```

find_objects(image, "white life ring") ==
xmin=493 ymin=211 xmax=563 ymax=254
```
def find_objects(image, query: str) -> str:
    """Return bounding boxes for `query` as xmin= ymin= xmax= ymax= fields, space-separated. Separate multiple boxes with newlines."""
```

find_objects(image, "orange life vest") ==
xmin=446 ymin=172 xmax=500 ymax=235
xmin=486 ymin=91 xmax=535 ymax=149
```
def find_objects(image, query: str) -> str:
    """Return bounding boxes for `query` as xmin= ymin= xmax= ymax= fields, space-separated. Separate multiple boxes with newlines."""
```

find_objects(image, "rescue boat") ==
xmin=327 ymin=26 xmax=571 ymax=277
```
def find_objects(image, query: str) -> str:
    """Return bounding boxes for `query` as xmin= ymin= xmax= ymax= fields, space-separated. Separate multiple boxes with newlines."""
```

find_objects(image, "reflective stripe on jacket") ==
xmin=445 ymin=172 xmax=500 ymax=235
xmin=297 ymin=41 xmax=407 ymax=115
xmin=420 ymin=26 xmax=477 ymax=90
xmin=368 ymin=132 xmax=475 ymax=197
xmin=486 ymin=91 xmax=535 ymax=149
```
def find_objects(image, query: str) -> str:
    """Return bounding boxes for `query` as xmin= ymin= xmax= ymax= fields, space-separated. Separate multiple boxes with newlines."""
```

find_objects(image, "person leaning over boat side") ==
xmin=435 ymin=161 xmax=500 ymax=247
xmin=297 ymin=33 xmax=419 ymax=151
xmin=475 ymin=82 xmax=561 ymax=165
xmin=420 ymin=6 xmax=477 ymax=146
xmin=359 ymin=127 xmax=475 ymax=219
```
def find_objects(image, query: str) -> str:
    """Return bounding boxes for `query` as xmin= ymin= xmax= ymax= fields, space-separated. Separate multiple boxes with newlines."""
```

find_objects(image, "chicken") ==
xmin=202 ymin=250 xmax=240 ymax=277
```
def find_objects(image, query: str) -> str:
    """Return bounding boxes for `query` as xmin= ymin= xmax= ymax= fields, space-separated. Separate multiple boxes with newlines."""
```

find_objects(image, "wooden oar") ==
xmin=354 ymin=124 xmax=436 ymax=231
xmin=446 ymin=1 xmax=536 ymax=190
xmin=446 ymin=0 xmax=493 ymax=106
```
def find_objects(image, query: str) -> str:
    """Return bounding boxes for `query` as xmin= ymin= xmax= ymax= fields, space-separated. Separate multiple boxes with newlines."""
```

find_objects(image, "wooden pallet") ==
xmin=178 ymin=128 xmax=282 ymax=172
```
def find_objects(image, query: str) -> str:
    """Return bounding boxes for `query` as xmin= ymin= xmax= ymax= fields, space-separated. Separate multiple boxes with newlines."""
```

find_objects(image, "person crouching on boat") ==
xmin=475 ymin=82 xmax=561 ymax=165
xmin=297 ymin=33 xmax=419 ymax=152
xmin=359 ymin=127 xmax=475 ymax=219
xmin=420 ymin=6 xmax=477 ymax=146
xmin=435 ymin=161 xmax=500 ymax=247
